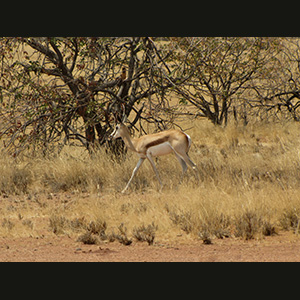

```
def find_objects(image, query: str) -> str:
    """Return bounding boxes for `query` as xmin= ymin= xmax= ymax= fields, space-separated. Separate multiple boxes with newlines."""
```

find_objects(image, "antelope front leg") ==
xmin=122 ymin=158 xmax=145 ymax=193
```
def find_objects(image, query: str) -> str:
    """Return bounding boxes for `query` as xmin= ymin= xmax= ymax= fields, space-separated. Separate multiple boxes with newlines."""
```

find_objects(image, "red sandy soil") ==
xmin=1 ymin=231 xmax=300 ymax=262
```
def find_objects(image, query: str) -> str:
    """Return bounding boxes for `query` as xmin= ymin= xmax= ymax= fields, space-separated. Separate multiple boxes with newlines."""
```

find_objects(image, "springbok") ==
xmin=110 ymin=122 xmax=198 ymax=193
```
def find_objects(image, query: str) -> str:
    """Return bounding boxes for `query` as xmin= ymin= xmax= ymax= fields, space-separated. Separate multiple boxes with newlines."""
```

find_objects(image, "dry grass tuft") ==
xmin=133 ymin=222 xmax=158 ymax=245
xmin=280 ymin=208 xmax=300 ymax=234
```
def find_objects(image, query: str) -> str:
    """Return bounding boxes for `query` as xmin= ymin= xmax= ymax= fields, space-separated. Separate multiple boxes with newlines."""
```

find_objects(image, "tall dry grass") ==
xmin=1 ymin=119 xmax=300 ymax=243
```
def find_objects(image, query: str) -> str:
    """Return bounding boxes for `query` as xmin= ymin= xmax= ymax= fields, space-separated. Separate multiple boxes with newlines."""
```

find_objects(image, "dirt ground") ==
xmin=1 ymin=191 xmax=300 ymax=262
xmin=1 ymin=231 xmax=300 ymax=262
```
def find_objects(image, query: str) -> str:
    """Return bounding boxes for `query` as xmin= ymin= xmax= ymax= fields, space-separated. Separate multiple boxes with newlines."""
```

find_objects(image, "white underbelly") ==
xmin=147 ymin=142 xmax=172 ymax=157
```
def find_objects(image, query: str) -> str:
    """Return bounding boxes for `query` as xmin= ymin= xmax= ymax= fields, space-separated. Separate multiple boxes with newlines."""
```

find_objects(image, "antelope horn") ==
xmin=121 ymin=103 xmax=127 ymax=124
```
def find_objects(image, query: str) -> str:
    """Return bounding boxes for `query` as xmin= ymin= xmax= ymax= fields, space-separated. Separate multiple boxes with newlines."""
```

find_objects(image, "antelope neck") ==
xmin=122 ymin=132 xmax=137 ymax=153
